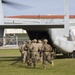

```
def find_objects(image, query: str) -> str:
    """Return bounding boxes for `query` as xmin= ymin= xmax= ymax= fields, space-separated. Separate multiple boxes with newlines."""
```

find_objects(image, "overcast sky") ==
xmin=2 ymin=0 xmax=75 ymax=16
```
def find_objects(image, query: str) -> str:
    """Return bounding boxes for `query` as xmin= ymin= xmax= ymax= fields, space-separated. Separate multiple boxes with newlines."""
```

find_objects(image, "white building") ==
xmin=3 ymin=28 xmax=29 ymax=45
xmin=4 ymin=28 xmax=27 ymax=34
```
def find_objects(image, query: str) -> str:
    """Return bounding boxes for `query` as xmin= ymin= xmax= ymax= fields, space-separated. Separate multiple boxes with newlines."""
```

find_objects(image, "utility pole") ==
xmin=64 ymin=0 xmax=70 ymax=37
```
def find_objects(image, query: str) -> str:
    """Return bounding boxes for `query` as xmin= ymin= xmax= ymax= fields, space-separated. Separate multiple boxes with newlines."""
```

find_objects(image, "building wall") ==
xmin=4 ymin=28 xmax=27 ymax=34
xmin=3 ymin=28 xmax=29 ymax=45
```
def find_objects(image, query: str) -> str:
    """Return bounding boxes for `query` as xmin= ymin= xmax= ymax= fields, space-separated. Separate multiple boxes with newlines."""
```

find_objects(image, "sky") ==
xmin=2 ymin=0 xmax=75 ymax=16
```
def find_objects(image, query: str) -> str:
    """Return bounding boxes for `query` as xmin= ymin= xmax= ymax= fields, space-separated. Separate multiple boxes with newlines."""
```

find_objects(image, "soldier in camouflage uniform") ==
xmin=19 ymin=42 xmax=23 ymax=59
xmin=30 ymin=39 xmax=39 ymax=68
xmin=42 ymin=39 xmax=54 ymax=69
xmin=26 ymin=40 xmax=32 ymax=66
xmin=37 ymin=40 xmax=43 ymax=62
xmin=21 ymin=41 xmax=27 ymax=64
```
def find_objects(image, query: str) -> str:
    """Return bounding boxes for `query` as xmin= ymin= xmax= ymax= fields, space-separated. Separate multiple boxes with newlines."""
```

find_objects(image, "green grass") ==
xmin=0 ymin=49 xmax=75 ymax=75
xmin=0 ymin=49 xmax=20 ymax=56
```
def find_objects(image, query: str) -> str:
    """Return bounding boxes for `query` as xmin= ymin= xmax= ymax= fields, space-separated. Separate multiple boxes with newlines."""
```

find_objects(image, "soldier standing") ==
xmin=30 ymin=39 xmax=39 ymax=68
xmin=37 ymin=40 xmax=43 ymax=62
xmin=42 ymin=39 xmax=54 ymax=69
xmin=26 ymin=40 xmax=32 ymax=66
xmin=19 ymin=42 xmax=23 ymax=59
xmin=21 ymin=41 xmax=27 ymax=64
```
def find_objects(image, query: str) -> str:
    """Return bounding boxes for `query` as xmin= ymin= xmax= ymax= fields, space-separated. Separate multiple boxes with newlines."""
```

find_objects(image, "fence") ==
xmin=0 ymin=36 xmax=29 ymax=46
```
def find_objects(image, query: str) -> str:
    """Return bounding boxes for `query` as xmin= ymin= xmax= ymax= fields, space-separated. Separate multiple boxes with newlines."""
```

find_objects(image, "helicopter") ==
xmin=0 ymin=0 xmax=75 ymax=58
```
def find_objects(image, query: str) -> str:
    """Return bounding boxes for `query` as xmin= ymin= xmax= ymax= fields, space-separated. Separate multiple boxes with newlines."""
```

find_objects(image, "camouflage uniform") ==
xmin=30 ymin=39 xmax=39 ymax=68
xmin=37 ymin=40 xmax=43 ymax=62
xmin=21 ymin=41 xmax=27 ymax=64
xmin=42 ymin=39 xmax=54 ymax=68
xmin=26 ymin=40 xmax=32 ymax=66
xmin=19 ymin=43 xmax=23 ymax=59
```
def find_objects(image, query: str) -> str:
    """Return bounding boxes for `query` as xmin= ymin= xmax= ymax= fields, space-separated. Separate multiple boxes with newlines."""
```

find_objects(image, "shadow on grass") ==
xmin=18 ymin=65 xmax=43 ymax=69
xmin=10 ymin=57 xmax=22 ymax=65
xmin=0 ymin=56 xmax=22 ymax=65
xmin=0 ymin=55 xmax=70 ymax=62
xmin=55 ymin=55 xmax=71 ymax=60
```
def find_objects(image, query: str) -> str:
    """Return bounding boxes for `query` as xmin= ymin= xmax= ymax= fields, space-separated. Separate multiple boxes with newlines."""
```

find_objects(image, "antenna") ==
xmin=64 ymin=0 xmax=69 ymax=37
xmin=0 ymin=0 xmax=4 ymax=24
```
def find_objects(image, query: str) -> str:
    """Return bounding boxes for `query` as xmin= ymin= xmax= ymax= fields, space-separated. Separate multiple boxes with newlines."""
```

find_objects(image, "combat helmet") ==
xmin=43 ymin=39 xmax=48 ymax=43
xmin=33 ymin=39 xmax=37 ymax=42
xmin=38 ymin=40 xmax=42 ymax=43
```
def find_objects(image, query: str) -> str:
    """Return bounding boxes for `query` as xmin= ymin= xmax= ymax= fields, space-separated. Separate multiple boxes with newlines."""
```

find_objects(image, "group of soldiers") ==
xmin=19 ymin=39 xmax=54 ymax=69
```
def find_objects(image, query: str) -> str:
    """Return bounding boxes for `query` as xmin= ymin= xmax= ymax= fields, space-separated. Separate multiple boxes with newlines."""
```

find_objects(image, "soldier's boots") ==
xmin=33 ymin=62 xmax=36 ymax=68
xmin=27 ymin=59 xmax=32 ymax=67
xmin=43 ymin=65 xmax=46 ymax=69
xmin=52 ymin=61 xmax=54 ymax=67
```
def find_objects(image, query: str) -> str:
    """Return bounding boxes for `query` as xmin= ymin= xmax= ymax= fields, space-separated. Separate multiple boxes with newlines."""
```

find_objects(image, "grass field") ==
xmin=0 ymin=49 xmax=75 ymax=75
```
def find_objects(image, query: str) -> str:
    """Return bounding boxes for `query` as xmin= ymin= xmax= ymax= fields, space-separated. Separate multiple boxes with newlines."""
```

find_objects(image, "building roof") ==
xmin=5 ymin=15 xmax=75 ymax=19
